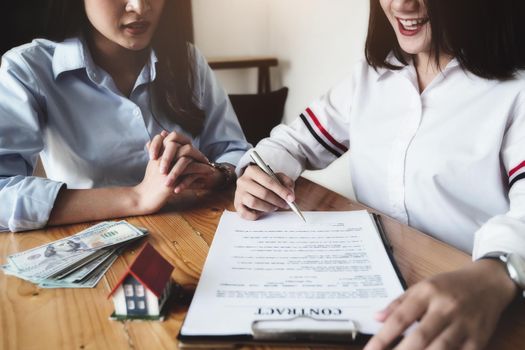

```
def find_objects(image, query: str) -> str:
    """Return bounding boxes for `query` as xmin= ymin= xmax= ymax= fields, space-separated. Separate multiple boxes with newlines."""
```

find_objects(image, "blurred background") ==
xmin=1 ymin=0 xmax=370 ymax=199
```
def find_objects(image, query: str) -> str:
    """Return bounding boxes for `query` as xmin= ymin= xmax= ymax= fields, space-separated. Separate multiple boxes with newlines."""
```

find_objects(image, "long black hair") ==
xmin=46 ymin=0 xmax=205 ymax=135
xmin=365 ymin=0 xmax=525 ymax=80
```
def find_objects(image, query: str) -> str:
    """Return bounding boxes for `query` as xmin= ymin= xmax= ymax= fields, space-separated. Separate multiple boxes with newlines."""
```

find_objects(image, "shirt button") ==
xmin=133 ymin=108 xmax=141 ymax=117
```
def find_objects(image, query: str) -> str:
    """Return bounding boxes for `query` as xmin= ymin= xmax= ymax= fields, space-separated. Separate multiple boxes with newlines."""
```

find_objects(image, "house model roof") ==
xmin=108 ymin=242 xmax=174 ymax=298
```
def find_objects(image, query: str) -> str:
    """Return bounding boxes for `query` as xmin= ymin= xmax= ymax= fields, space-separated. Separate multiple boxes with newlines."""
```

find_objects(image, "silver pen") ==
xmin=249 ymin=150 xmax=306 ymax=222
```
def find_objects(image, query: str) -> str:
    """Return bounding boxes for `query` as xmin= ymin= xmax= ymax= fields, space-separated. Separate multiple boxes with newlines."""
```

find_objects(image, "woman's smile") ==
xmin=396 ymin=17 xmax=429 ymax=36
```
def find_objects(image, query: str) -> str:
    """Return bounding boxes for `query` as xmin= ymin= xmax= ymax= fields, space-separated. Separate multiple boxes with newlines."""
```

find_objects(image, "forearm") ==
xmin=47 ymin=186 xmax=143 ymax=226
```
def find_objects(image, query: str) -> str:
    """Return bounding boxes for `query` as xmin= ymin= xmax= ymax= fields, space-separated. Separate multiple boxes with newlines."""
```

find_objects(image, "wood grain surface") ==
xmin=0 ymin=178 xmax=523 ymax=350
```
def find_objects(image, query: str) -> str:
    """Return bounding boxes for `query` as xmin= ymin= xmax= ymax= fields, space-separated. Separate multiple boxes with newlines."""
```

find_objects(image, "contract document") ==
xmin=180 ymin=210 xmax=405 ymax=343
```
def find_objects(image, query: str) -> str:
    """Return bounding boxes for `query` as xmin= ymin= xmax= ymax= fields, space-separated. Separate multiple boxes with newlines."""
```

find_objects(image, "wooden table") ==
xmin=1 ymin=178 xmax=524 ymax=349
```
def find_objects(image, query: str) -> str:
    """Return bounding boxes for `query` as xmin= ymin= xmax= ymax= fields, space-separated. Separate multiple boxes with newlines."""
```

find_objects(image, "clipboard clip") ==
xmin=251 ymin=315 xmax=359 ymax=342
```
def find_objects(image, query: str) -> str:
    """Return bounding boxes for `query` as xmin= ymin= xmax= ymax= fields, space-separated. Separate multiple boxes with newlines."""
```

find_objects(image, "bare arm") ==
xmin=48 ymin=158 xmax=174 ymax=226
xmin=48 ymin=130 xmax=234 ymax=227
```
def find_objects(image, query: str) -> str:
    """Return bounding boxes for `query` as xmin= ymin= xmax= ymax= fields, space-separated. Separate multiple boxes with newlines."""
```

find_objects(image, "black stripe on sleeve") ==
xmin=509 ymin=173 xmax=525 ymax=189
xmin=299 ymin=113 xmax=342 ymax=157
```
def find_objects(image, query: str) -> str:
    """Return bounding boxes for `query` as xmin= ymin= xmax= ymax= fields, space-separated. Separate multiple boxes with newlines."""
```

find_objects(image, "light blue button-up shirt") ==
xmin=0 ymin=38 xmax=251 ymax=232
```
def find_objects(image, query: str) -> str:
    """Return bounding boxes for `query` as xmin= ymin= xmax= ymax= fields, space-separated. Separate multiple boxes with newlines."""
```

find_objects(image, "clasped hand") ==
xmin=134 ymin=130 xmax=224 ymax=213
xmin=147 ymin=130 xmax=220 ymax=192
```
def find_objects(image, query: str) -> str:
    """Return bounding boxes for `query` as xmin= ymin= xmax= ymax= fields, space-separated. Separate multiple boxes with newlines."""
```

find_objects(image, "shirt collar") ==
xmin=373 ymin=52 xmax=460 ymax=81
xmin=52 ymin=37 xmax=159 ymax=82
xmin=372 ymin=52 xmax=405 ymax=80
xmin=137 ymin=50 xmax=158 ymax=86
xmin=52 ymin=37 xmax=89 ymax=79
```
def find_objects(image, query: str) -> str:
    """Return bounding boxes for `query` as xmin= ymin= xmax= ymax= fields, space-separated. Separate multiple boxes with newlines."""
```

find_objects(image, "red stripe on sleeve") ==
xmin=305 ymin=108 xmax=348 ymax=152
xmin=509 ymin=160 xmax=525 ymax=177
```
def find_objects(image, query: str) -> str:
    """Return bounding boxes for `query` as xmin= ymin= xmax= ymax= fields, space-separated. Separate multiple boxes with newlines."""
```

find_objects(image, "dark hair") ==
xmin=46 ymin=0 xmax=205 ymax=135
xmin=365 ymin=0 xmax=525 ymax=80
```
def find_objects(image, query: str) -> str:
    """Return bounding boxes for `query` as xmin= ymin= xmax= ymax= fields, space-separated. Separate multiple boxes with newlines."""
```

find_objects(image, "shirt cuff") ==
xmin=6 ymin=178 xmax=65 ymax=232
xmin=214 ymin=150 xmax=247 ymax=167
xmin=472 ymin=215 xmax=525 ymax=260
xmin=235 ymin=145 xmax=304 ymax=179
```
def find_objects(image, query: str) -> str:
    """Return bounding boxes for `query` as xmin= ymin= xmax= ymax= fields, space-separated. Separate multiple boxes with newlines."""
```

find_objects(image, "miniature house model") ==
xmin=108 ymin=242 xmax=174 ymax=320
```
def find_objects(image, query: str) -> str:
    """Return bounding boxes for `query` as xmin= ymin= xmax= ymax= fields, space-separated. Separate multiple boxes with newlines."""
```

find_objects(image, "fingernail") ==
xmin=286 ymin=194 xmax=295 ymax=202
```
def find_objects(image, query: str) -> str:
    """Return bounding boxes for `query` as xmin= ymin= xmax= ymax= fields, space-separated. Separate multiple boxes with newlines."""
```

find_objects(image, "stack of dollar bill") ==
xmin=1 ymin=221 xmax=148 ymax=289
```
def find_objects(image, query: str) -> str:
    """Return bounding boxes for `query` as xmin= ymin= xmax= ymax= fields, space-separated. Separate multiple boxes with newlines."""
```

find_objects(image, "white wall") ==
xmin=193 ymin=0 xmax=370 ymax=199
xmin=192 ymin=0 xmax=270 ymax=94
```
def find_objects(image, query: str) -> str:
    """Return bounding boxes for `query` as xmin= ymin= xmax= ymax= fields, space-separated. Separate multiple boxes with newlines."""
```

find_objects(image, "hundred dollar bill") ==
xmin=39 ymin=251 xmax=119 ymax=289
xmin=51 ymin=247 xmax=115 ymax=280
xmin=2 ymin=251 xmax=94 ymax=282
xmin=8 ymin=221 xmax=146 ymax=272
xmin=58 ymin=249 xmax=115 ymax=282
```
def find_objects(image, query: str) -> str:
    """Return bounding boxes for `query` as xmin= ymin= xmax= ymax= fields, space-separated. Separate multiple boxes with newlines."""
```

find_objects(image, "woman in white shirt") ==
xmin=235 ymin=0 xmax=525 ymax=348
xmin=0 ymin=0 xmax=250 ymax=231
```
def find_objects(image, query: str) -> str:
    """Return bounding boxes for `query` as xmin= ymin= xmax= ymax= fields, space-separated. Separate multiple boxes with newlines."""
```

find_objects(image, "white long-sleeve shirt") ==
xmin=238 ymin=57 xmax=525 ymax=259
xmin=0 ymin=38 xmax=251 ymax=232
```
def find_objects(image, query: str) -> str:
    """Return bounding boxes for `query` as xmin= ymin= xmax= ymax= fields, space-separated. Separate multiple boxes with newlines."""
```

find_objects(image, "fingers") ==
xmin=167 ymin=159 xmax=214 ymax=188
xmin=426 ymin=323 xmax=467 ymax=350
xmin=247 ymin=166 xmax=295 ymax=202
xmin=394 ymin=303 xmax=452 ymax=350
xmin=174 ymin=143 xmax=209 ymax=164
xmin=165 ymin=157 xmax=193 ymax=187
xmin=174 ymin=174 xmax=203 ymax=193
xmin=163 ymin=130 xmax=192 ymax=146
xmin=152 ymin=130 xmax=209 ymax=174
xmin=237 ymin=167 xmax=291 ymax=210
xmin=375 ymin=294 xmax=406 ymax=322
xmin=173 ymin=163 xmax=215 ymax=193
xmin=234 ymin=201 xmax=265 ymax=221
xmin=240 ymin=192 xmax=282 ymax=213
xmin=278 ymin=173 xmax=295 ymax=191
xmin=159 ymin=140 xmax=179 ymax=174
xmin=148 ymin=133 xmax=166 ymax=160
xmin=365 ymin=290 xmax=428 ymax=350
xmin=234 ymin=165 xmax=297 ymax=221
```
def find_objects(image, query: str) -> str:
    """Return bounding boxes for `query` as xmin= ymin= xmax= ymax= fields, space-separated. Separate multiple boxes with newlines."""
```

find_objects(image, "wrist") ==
xmin=476 ymin=259 xmax=519 ymax=300
xmin=130 ymin=184 xmax=153 ymax=215
xmin=209 ymin=162 xmax=236 ymax=189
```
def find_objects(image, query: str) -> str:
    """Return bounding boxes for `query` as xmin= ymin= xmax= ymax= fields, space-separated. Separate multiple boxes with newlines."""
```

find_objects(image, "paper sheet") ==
xmin=181 ymin=210 xmax=404 ymax=336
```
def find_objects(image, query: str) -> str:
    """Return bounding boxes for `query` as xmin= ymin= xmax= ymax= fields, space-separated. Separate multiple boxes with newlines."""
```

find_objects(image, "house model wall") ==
xmin=109 ymin=243 xmax=174 ymax=320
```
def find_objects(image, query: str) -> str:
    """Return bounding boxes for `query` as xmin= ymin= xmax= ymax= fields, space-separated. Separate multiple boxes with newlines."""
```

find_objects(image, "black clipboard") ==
xmin=177 ymin=213 xmax=406 ymax=348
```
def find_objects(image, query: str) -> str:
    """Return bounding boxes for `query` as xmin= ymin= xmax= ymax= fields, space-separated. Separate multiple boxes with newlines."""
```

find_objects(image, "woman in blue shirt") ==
xmin=0 ymin=0 xmax=251 ymax=232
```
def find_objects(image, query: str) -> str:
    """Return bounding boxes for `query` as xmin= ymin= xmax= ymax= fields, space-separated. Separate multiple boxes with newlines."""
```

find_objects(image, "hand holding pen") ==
xmin=233 ymin=150 xmax=306 ymax=222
